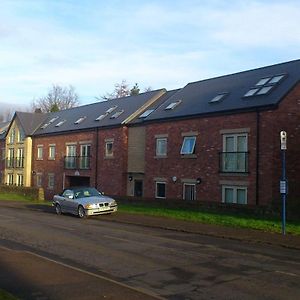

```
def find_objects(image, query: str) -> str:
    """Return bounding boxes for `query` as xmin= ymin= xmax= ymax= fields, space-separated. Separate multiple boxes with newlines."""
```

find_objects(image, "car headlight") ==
xmin=111 ymin=200 xmax=117 ymax=206
xmin=85 ymin=203 xmax=97 ymax=209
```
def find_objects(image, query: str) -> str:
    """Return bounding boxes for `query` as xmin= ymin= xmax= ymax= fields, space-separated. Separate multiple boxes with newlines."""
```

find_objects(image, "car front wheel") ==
xmin=55 ymin=204 xmax=62 ymax=215
xmin=78 ymin=205 xmax=86 ymax=218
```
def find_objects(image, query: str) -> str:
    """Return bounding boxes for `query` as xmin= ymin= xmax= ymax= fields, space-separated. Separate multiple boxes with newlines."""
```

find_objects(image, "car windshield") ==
xmin=73 ymin=188 xmax=102 ymax=198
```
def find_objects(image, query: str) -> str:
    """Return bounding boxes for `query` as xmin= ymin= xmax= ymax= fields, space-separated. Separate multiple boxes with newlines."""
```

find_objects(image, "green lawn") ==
xmin=119 ymin=203 xmax=300 ymax=235
xmin=0 ymin=193 xmax=34 ymax=201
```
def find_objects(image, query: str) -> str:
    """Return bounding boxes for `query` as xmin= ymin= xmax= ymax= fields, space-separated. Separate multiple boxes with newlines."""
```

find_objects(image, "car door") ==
xmin=62 ymin=190 xmax=77 ymax=214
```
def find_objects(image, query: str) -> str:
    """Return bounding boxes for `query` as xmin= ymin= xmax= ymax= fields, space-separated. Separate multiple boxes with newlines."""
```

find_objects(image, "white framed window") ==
xmin=105 ymin=141 xmax=113 ymax=157
xmin=222 ymin=133 xmax=248 ymax=172
xmin=156 ymin=138 xmax=167 ymax=156
xmin=222 ymin=186 xmax=247 ymax=204
xmin=16 ymin=148 xmax=24 ymax=168
xmin=37 ymin=146 xmax=43 ymax=160
xmin=9 ymin=128 xmax=16 ymax=144
xmin=49 ymin=145 xmax=56 ymax=160
xmin=80 ymin=144 xmax=91 ymax=169
xmin=48 ymin=174 xmax=55 ymax=189
xmin=180 ymin=136 xmax=196 ymax=155
xmin=17 ymin=174 xmax=24 ymax=186
xmin=155 ymin=182 xmax=166 ymax=199
xmin=36 ymin=173 xmax=42 ymax=187
xmin=17 ymin=128 xmax=25 ymax=142
xmin=7 ymin=173 xmax=14 ymax=185
xmin=183 ymin=184 xmax=196 ymax=201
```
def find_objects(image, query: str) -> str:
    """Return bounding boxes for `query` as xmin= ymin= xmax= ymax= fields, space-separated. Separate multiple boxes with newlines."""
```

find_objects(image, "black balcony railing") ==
xmin=219 ymin=152 xmax=249 ymax=173
xmin=5 ymin=157 xmax=24 ymax=169
xmin=64 ymin=156 xmax=91 ymax=170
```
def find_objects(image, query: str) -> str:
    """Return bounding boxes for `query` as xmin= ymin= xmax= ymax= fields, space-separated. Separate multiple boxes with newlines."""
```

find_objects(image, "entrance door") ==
xmin=68 ymin=176 xmax=90 ymax=187
xmin=134 ymin=180 xmax=143 ymax=197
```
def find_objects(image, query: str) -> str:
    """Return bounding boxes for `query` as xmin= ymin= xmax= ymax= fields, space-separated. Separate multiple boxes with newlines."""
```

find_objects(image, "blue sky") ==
xmin=1 ymin=0 xmax=300 ymax=108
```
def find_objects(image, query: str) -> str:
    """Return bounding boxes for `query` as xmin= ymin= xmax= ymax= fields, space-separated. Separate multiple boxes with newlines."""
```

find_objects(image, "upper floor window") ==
xmin=18 ymin=128 xmax=25 ymax=142
xmin=49 ymin=145 xmax=56 ymax=160
xmin=220 ymin=133 xmax=248 ymax=173
xmin=105 ymin=140 xmax=114 ymax=157
xmin=9 ymin=128 xmax=16 ymax=144
xmin=180 ymin=136 xmax=196 ymax=155
xmin=37 ymin=146 xmax=43 ymax=160
xmin=156 ymin=138 xmax=167 ymax=156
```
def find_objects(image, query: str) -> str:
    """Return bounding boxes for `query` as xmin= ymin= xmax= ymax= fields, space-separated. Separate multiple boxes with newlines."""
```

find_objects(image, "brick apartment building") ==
xmin=1 ymin=59 xmax=300 ymax=207
xmin=134 ymin=60 xmax=300 ymax=206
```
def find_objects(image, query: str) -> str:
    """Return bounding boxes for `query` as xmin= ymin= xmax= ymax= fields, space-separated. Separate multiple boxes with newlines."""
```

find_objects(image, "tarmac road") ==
xmin=0 ymin=202 xmax=300 ymax=299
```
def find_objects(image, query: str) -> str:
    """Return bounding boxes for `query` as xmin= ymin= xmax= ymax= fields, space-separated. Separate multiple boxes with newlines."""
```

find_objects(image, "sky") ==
xmin=1 ymin=0 xmax=300 ymax=109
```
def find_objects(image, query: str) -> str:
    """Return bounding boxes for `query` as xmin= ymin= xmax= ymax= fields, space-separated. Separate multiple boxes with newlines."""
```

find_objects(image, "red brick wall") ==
xmin=144 ymin=83 xmax=300 ymax=206
xmin=32 ymin=131 xmax=97 ymax=200
xmin=97 ymin=126 xmax=128 ymax=196
xmin=32 ymin=127 xmax=129 ymax=200
xmin=259 ymin=83 xmax=300 ymax=205
xmin=144 ymin=113 xmax=258 ymax=204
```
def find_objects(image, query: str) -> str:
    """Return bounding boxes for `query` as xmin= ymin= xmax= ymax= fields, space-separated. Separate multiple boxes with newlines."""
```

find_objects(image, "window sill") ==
xmin=181 ymin=154 xmax=197 ymax=159
xmin=154 ymin=155 xmax=168 ymax=159
xmin=48 ymin=158 xmax=55 ymax=161
xmin=219 ymin=172 xmax=249 ymax=176
xmin=104 ymin=156 xmax=114 ymax=159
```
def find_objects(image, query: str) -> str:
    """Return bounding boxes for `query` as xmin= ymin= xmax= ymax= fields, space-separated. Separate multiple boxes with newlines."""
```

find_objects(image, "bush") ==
xmin=0 ymin=185 xmax=44 ymax=201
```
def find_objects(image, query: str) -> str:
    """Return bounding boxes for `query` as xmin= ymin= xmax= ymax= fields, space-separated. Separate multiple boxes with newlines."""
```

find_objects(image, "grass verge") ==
xmin=119 ymin=203 xmax=300 ymax=235
xmin=0 ymin=289 xmax=18 ymax=300
xmin=0 ymin=193 xmax=51 ymax=205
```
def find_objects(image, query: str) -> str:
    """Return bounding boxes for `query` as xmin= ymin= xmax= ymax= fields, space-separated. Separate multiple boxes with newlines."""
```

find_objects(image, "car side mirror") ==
xmin=68 ymin=195 xmax=73 ymax=199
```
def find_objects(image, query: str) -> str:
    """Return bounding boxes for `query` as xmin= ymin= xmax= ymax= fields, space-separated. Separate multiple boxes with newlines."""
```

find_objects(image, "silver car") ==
xmin=53 ymin=187 xmax=118 ymax=218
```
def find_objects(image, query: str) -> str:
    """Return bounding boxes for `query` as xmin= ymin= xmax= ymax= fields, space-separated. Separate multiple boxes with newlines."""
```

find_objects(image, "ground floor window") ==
xmin=222 ymin=186 xmax=247 ymax=204
xmin=48 ymin=173 xmax=55 ymax=189
xmin=7 ymin=173 xmax=14 ymax=185
xmin=155 ymin=182 xmax=166 ymax=198
xmin=17 ymin=174 xmax=24 ymax=186
xmin=183 ymin=183 xmax=196 ymax=201
xmin=36 ymin=173 xmax=42 ymax=187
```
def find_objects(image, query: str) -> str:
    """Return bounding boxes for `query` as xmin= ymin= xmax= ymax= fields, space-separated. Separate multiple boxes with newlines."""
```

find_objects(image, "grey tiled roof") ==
xmin=33 ymin=89 xmax=165 ymax=136
xmin=16 ymin=112 xmax=48 ymax=135
xmin=0 ymin=121 xmax=10 ymax=140
xmin=143 ymin=59 xmax=300 ymax=122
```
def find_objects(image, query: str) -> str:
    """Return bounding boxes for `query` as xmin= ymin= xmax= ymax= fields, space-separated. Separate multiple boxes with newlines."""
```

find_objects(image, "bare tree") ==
xmin=31 ymin=84 xmax=79 ymax=112
xmin=96 ymin=80 xmax=152 ymax=101
xmin=0 ymin=108 xmax=14 ymax=122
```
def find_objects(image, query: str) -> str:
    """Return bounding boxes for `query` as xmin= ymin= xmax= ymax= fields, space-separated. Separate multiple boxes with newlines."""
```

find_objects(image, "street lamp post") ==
xmin=280 ymin=131 xmax=287 ymax=235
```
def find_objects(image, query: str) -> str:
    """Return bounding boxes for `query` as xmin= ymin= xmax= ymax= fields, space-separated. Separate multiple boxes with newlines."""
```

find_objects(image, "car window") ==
xmin=63 ymin=190 xmax=74 ymax=199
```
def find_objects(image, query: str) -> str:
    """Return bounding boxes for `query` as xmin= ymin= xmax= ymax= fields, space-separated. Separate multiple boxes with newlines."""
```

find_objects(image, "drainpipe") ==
xmin=95 ymin=127 xmax=99 ymax=189
xmin=256 ymin=110 xmax=260 ymax=206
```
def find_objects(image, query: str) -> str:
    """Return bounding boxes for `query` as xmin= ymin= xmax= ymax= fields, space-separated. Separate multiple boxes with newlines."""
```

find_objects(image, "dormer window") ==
xmin=74 ymin=116 xmax=86 ymax=124
xmin=139 ymin=109 xmax=154 ymax=118
xmin=165 ymin=100 xmax=182 ymax=110
xmin=106 ymin=105 xmax=118 ymax=114
xmin=244 ymin=74 xmax=286 ymax=98
xmin=55 ymin=120 xmax=66 ymax=127
xmin=110 ymin=110 xmax=124 ymax=119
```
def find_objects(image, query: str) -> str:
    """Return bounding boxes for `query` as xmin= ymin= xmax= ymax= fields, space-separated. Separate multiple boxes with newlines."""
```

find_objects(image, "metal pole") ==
xmin=281 ymin=149 xmax=286 ymax=235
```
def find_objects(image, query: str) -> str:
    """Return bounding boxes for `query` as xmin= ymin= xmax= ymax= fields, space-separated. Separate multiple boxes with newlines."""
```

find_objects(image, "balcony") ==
xmin=219 ymin=152 xmax=249 ymax=173
xmin=5 ymin=157 xmax=25 ymax=169
xmin=64 ymin=156 xmax=91 ymax=170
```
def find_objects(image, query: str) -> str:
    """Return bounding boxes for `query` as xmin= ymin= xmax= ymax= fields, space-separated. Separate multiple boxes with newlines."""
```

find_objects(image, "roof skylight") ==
xmin=139 ymin=109 xmax=155 ymax=118
xmin=209 ymin=93 xmax=228 ymax=103
xmin=74 ymin=116 xmax=86 ymax=124
xmin=110 ymin=110 xmax=124 ymax=119
xmin=244 ymin=74 xmax=286 ymax=98
xmin=106 ymin=106 xmax=118 ymax=114
xmin=95 ymin=113 xmax=108 ymax=121
xmin=49 ymin=116 xmax=59 ymax=123
xmin=41 ymin=123 xmax=50 ymax=129
xmin=165 ymin=100 xmax=182 ymax=110
xmin=55 ymin=120 xmax=66 ymax=127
